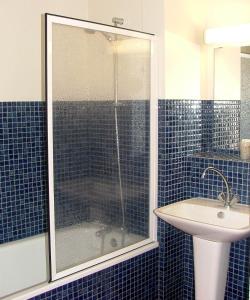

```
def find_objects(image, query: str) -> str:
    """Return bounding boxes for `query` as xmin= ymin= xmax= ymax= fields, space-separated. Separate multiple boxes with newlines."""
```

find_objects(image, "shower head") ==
xmin=102 ymin=32 xmax=116 ymax=42
xmin=84 ymin=29 xmax=116 ymax=42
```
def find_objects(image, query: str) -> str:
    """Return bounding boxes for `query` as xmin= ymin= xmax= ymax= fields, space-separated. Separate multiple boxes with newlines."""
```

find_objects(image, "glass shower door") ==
xmin=46 ymin=14 xmax=157 ymax=280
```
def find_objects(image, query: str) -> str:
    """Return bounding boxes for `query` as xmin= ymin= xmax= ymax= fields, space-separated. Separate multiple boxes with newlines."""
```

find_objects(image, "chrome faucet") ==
xmin=201 ymin=167 xmax=239 ymax=208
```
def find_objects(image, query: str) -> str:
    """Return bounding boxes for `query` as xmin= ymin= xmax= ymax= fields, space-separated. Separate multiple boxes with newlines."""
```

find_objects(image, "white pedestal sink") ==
xmin=154 ymin=198 xmax=250 ymax=300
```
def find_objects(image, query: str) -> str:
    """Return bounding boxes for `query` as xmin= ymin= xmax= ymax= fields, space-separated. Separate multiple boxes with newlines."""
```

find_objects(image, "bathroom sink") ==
xmin=155 ymin=197 xmax=250 ymax=300
xmin=154 ymin=197 xmax=250 ymax=242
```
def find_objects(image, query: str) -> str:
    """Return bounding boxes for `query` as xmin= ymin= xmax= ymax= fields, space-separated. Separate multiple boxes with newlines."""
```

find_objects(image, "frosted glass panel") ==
xmin=52 ymin=24 xmax=115 ymax=100
xmin=51 ymin=22 xmax=151 ymax=274
xmin=116 ymin=37 xmax=150 ymax=100
xmin=52 ymin=23 xmax=150 ymax=101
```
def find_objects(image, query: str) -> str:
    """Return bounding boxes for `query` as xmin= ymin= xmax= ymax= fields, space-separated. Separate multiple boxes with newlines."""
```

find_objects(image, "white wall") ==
xmin=1 ymin=0 xmax=250 ymax=101
xmin=200 ymin=45 xmax=214 ymax=100
xmin=214 ymin=47 xmax=241 ymax=100
xmin=164 ymin=31 xmax=201 ymax=99
xmin=164 ymin=0 xmax=208 ymax=99
xmin=163 ymin=0 xmax=250 ymax=100
xmin=141 ymin=0 xmax=165 ymax=99
xmin=88 ymin=0 xmax=143 ymax=31
xmin=0 ymin=0 xmax=88 ymax=101
xmin=204 ymin=0 xmax=250 ymax=28
xmin=0 ymin=0 xmax=164 ymax=100
xmin=165 ymin=0 xmax=206 ymax=45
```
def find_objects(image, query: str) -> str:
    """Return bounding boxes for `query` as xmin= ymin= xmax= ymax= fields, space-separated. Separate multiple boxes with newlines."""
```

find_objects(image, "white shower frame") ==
xmin=46 ymin=14 xmax=158 ymax=281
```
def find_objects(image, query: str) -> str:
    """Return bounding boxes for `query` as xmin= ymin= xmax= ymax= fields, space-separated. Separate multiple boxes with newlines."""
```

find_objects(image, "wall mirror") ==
xmin=202 ymin=27 xmax=250 ymax=162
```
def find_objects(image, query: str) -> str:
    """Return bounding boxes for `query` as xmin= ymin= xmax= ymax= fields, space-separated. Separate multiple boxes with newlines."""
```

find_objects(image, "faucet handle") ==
xmin=217 ymin=192 xmax=226 ymax=204
xmin=230 ymin=194 xmax=240 ymax=207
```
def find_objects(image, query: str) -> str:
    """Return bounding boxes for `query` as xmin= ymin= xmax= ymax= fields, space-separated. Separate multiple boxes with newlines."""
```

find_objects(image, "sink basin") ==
xmin=154 ymin=197 xmax=250 ymax=242
xmin=155 ymin=197 xmax=250 ymax=300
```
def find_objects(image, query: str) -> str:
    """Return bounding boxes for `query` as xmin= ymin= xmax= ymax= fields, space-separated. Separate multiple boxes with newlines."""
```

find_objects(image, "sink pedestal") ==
xmin=193 ymin=237 xmax=230 ymax=300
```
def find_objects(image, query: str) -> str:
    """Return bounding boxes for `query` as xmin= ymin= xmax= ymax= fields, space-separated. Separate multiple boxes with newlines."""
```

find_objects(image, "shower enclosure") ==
xmin=46 ymin=14 xmax=157 ymax=281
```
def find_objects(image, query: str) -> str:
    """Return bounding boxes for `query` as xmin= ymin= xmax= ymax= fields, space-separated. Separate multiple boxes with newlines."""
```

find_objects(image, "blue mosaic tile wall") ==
xmin=29 ymin=248 xmax=158 ymax=300
xmin=211 ymin=100 xmax=240 ymax=154
xmin=0 ymin=102 xmax=47 ymax=244
xmin=241 ymin=100 xmax=250 ymax=139
xmin=0 ymin=99 xmax=245 ymax=244
xmin=187 ymin=156 xmax=250 ymax=205
xmin=158 ymin=100 xmax=202 ymax=299
xmin=1 ymin=99 xmax=249 ymax=300
xmin=158 ymin=99 xmax=242 ymax=159
xmin=0 ymin=100 xmax=156 ymax=300
xmin=201 ymin=100 xmax=241 ymax=156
